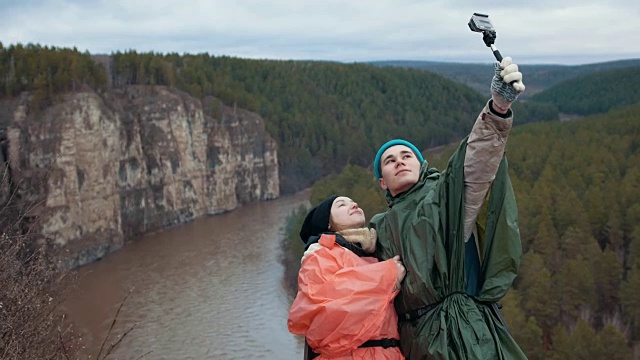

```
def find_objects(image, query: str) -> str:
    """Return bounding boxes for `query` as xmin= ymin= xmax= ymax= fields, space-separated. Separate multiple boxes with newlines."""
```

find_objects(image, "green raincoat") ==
xmin=371 ymin=136 xmax=526 ymax=359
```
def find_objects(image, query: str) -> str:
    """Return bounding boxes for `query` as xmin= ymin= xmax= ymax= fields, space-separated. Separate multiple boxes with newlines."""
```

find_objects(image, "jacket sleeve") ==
xmin=287 ymin=244 xmax=399 ymax=357
xmin=463 ymin=100 xmax=513 ymax=241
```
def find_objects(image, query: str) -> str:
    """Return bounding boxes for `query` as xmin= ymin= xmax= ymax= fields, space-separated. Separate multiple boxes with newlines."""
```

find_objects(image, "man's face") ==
xmin=378 ymin=145 xmax=421 ymax=196
xmin=329 ymin=196 xmax=366 ymax=232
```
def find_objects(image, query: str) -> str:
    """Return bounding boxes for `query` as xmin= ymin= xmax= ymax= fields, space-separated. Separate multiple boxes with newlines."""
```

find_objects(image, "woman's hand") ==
xmin=301 ymin=243 xmax=323 ymax=263
xmin=391 ymin=255 xmax=406 ymax=291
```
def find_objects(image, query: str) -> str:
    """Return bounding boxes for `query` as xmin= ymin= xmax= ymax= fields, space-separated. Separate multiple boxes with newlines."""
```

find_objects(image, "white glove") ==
xmin=301 ymin=243 xmax=323 ymax=263
xmin=491 ymin=56 xmax=525 ymax=112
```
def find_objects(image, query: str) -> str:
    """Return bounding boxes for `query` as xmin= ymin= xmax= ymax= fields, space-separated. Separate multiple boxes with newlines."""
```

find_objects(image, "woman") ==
xmin=288 ymin=195 xmax=405 ymax=360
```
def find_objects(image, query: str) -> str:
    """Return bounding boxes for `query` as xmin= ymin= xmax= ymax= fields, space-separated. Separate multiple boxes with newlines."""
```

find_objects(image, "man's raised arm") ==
xmin=463 ymin=56 xmax=525 ymax=241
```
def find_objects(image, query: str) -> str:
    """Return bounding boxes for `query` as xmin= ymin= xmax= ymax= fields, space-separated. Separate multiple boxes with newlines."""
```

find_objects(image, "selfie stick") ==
xmin=468 ymin=13 xmax=503 ymax=62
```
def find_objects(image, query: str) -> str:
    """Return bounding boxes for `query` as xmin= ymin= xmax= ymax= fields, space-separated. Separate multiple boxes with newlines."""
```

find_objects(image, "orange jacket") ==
xmin=288 ymin=234 xmax=403 ymax=359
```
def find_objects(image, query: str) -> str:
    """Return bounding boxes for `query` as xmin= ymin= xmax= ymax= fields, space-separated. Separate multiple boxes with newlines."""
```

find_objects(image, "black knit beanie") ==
xmin=299 ymin=195 xmax=339 ymax=244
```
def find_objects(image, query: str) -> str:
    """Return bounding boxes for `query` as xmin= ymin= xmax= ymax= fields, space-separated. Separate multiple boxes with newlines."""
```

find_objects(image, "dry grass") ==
xmin=0 ymin=166 xmax=79 ymax=359
xmin=0 ymin=156 xmax=142 ymax=359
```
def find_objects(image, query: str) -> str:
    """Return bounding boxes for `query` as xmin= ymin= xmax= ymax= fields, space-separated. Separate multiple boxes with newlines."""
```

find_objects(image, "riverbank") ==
xmin=62 ymin=191 xmax=309 ymax=359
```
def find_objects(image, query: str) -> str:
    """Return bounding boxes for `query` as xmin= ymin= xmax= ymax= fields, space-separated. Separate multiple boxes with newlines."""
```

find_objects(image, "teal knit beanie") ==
xmin=373 ymin=139 xmax=424 ymax=180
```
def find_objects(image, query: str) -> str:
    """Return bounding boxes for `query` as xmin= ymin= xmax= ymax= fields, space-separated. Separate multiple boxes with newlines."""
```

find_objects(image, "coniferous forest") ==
xmin=0 ymin=43 xmax=560 ymax=192
xmin=2 ymin=41 xmax=640 ymax=358
xmin=529 ymin=66 xmax=640 ymax=115
xmin=283 ymin=104 xmax=640 ymax=359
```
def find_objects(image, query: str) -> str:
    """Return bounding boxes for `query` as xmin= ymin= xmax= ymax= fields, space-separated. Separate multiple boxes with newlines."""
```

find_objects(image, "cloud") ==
xmin=1 ymin=0 xmax=639 ymax=64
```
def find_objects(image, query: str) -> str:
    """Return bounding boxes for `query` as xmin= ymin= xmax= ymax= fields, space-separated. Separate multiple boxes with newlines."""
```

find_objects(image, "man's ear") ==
xmin=378 ymin=178 xmax=388 ymax=191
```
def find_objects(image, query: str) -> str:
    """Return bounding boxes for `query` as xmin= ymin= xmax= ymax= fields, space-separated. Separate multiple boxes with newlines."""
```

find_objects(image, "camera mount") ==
xmin=468 ymin=13 xmax=503 ymax=62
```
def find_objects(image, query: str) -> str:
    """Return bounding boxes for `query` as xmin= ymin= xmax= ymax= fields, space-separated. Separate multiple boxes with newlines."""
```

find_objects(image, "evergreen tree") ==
xmin=559 ymin=226 xmax=600 ymax=263
xmin=501 ymin=290 xmax=545 ymax=359
xmin=519 ymin=251 xmax=558 ymax=349
xmin=594 ymin=249 xmax=623 ymax=318
xmin=555 ymin=256 xmax=597 ymax=325
xmin=621 ymin=268 xmax=640 ymax=340
xmin=598 ymin=324 xmax=633 ymax=360
xmin=571 ymin=318 xmax=604 ymax=359
xmin=532 ymin=207 xmax=561 ymax=273
xmin=547 ymin=324 xmax=573 ymax=360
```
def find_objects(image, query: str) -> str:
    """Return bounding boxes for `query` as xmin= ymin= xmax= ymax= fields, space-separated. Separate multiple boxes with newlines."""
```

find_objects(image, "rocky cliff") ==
xmin=0 ymin=86 xmax=279 ymax=268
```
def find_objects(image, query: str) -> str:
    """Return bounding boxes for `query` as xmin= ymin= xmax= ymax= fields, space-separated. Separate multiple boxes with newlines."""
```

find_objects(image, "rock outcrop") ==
xmin=0 ymin=86 xmax=278 ymax=268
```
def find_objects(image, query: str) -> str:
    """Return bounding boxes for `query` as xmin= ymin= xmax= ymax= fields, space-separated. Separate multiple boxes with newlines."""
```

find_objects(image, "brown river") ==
xmin=62 ymin=191 xmax=309 ymax=360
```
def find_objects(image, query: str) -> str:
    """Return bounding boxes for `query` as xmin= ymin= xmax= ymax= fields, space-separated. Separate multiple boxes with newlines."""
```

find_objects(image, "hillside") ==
xmin=529 ymin=66 xmax=640 ymax=115
xmin=284 ymin=103 xmax=640 ymax=358
xmin=371 ymin=58 xmax=640 ymax=97
xmin=0 ymin=43 xmax=558 ymax=194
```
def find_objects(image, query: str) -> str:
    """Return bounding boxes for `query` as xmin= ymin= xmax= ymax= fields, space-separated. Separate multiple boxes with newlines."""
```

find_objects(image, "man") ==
xmin=370 ymin=56 xmax=527 ymax=359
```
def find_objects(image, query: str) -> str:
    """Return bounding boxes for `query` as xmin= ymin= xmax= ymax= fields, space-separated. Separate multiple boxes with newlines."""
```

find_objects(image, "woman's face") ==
xmin=329 ymin=196 xmax=366 ymax=232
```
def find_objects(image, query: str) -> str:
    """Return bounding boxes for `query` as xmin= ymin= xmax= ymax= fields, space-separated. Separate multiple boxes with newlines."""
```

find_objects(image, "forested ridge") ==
xmin=0 ymin=42 xmax=108 ymax=110
xmin=373 ymin=58 xmax=640 ymax=99
xmin=284 ymin=103 xmax=640 ymax=358
xmin=0 ymin=42 xmax=558 ymax=193
xmin=107 ymin=50 xmax=492 ymax=192
xmin=530 ymin=66 xmax=640 ymax=116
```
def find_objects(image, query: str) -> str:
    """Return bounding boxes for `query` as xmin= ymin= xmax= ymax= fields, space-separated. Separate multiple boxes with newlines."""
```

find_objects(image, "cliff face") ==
xmin=2 ymin=86 xmax=278 ymax=268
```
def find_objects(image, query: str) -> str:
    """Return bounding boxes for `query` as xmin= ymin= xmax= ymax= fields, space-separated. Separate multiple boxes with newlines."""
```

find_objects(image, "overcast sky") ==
xmin=1 ymin=0 xmax=639 ymax=65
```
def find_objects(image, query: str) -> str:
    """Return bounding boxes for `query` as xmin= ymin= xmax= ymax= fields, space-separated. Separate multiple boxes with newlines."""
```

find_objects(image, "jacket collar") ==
xmin=305 ymin=232 xmax=374 ymax=258
xmin=385 ymin=161 xmax=439 ymax=207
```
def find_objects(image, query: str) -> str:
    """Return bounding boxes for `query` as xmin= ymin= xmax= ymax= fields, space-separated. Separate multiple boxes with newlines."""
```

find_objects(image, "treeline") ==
xmin=283 ymin=103 xmax=640 ymax=358
xmin=530 ymin=66 xmax=640 ymax=115
xmin=107 ymin=51 xmax=558 ymax=192
xmin=0 ymin=43 xmax=559 ymax=192
xmin=108 ymin=51 xmax=493 ymax=192
xmin=374 ymin=58 xmax=640 ymax=99
xmin=0 ymin=42 xmax=108 ymax=108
